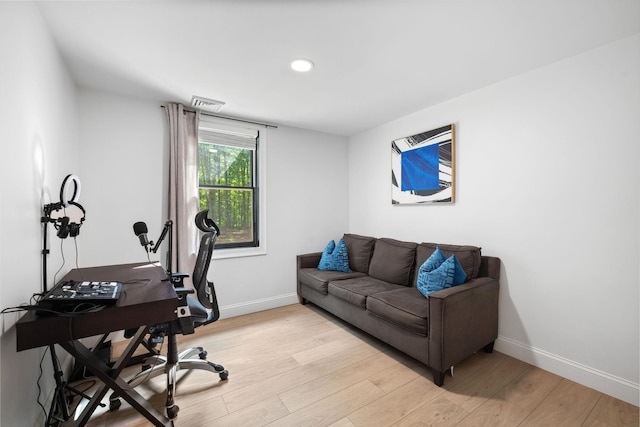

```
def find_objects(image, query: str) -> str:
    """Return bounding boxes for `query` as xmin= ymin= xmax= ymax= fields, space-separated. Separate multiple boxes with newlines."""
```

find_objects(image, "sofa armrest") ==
xmin=296 ymin=252 xmax=322 ymax=302
xmin=428 ymin=275 xmax=500 ymax=374
xmin=478 ymin=255 xmax=501 ymax=280
xmin=297 ymin=252 xmax=322 ymax=269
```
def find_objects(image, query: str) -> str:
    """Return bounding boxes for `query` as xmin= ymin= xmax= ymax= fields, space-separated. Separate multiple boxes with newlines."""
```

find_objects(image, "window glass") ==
xmin=198 ymin=122 xmax=259 ymax=248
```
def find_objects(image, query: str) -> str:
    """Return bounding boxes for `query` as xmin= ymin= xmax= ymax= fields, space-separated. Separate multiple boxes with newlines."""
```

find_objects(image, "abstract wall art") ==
xmin=391 ymin=124 xmax=455 ymax=204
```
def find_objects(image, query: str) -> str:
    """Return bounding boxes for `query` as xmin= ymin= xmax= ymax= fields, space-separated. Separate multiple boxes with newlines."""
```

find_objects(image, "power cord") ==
xmin=0 ymin=304 xmax=106 ymax=317
xmin=36 ymin=347 xmax=50 ymax=422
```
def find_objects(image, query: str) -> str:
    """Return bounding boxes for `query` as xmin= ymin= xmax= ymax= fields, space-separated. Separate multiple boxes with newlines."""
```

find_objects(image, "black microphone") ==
xmin=133 ymin=221 xmax=150 ymax=252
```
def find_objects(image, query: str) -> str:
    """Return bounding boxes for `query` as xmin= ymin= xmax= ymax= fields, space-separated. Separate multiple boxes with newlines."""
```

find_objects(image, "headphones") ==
xmin=45 ymin=174 xmax=86 ymax=239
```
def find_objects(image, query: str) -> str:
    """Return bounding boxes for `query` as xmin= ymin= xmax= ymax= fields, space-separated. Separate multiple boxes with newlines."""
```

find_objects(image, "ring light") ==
xmin=60 ymin=174 xmax=81 ymax=207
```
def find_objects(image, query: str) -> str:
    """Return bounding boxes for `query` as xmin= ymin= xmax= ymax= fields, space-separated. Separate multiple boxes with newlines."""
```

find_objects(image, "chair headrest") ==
xmin=195 ymin=209 xmax=220 ymax=236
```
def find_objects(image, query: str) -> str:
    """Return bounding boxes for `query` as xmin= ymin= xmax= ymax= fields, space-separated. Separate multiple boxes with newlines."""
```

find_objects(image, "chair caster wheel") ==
xmin=199 ymin=350 xmax=208 ymax=360
xmin=167 ymin=404 xmax=179 ymax=419
xmin=109 ymin=398 xmax=121 ymax=411
xmin=219 ymin=370 xmax=229 ymax=381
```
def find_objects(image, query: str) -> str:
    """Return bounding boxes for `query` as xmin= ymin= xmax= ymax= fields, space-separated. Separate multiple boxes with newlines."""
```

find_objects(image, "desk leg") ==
xmin=60 ymin=326 xmax=173 ymax=427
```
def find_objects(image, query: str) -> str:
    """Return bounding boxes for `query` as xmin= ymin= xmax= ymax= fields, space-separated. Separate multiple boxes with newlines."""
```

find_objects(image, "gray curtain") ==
xmin=165 ymin=103 xmax=200 ymax=280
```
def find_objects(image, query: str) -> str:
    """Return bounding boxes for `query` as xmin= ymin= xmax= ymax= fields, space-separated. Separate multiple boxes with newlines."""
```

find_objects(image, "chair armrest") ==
xmin=173 ymin=286 xmax=196 ymax=335
xmin=171 ymin=272 xmax=189 ymax=286
xmin=428 ymin=276 xmax=499 ymax=373
xmin=174 ymin=287 xmax=195 ymax=297
xmin=174 ymin=286 xmax=195 ymax=309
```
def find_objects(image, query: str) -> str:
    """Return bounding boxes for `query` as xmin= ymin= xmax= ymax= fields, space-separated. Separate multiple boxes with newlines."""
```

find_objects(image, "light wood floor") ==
xmin=66 ymin=303 xmax=638 ymax=426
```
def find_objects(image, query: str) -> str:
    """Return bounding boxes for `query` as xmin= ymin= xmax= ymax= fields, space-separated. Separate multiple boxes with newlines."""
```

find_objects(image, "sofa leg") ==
xmin=484 ymin=341 xmax=495 ymax=353
xmin=433 ymin=370 xmax=445 ymax=387
xmin=298 ymin=296 xmax=308 ymax=305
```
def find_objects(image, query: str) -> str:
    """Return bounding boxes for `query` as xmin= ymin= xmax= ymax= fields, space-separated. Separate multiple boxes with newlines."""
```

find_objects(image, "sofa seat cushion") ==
xmin=328 ymin=277 xmax=403 ymax=308
xmin=299 ymin=268 xmax=366 ymax=294
xmin=366 ymin=288 xmax=429 ymax=336
xmin=368 ymin=238 xmax=417 ymax=286
xmin=416 ymin=243 xmax=481 ymax=284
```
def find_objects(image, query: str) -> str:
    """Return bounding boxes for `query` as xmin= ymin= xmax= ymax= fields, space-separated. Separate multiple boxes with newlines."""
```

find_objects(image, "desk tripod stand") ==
xmin=41 ymin=203 xmax=99 ymax=426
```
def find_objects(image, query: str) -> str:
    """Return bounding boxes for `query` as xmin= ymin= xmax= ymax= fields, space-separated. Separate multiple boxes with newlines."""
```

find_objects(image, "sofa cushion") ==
xmin=368 ymin=238 xmax=417 ymax=286
xmin=299 ymin=268 xmax=367 ymax=294
xmin=318 ymin=238 xmax=352 ymax=272
xmin=328 ymin=277 xmax=403 ymax=308
xmin=366 ymin=287 xmax=429 ymax=336
xmin=415 ymin=243 xmax=481 ymax=284
xmin=416 ymin=255 xmax=467 ymax=298
xmin=343 ymin=234 xmax=376 ymax=273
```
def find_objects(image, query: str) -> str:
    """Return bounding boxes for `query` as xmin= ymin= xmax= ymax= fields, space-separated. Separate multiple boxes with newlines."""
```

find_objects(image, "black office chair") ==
xmin=110 ymin=209 xmax=228 ymax=419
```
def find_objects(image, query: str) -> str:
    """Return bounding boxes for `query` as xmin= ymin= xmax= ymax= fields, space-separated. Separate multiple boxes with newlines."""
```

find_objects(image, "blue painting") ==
xmin=391 ymin=124 xmax=455 ymax=204
xmin=401 ymin=144 xmax=440 ymax=191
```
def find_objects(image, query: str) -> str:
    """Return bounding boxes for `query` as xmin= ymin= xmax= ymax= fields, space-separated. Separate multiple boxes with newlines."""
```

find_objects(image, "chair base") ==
xmin=109 ymin=345 xmax=228 ymax=419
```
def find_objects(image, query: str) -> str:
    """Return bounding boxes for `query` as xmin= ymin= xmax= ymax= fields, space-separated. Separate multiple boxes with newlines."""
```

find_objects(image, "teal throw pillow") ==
xmin=417 ymin=255 xmax=467 ymax=298
xmin=318 ymin=238 xmax=352 ymax=273
xmin=449 ymin=255 xmax=467 ymax=286
xmin=422 ymin=246 xmax=447 ymax=272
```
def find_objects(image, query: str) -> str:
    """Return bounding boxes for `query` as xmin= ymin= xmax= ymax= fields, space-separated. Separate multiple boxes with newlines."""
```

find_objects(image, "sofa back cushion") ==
xmin=368 ymin=238 xmax=417 ymax=286
xmin=343 ymin=234 xmax=376 ymax=273
xmin=415 ymin=243 xmax=481 ymax=285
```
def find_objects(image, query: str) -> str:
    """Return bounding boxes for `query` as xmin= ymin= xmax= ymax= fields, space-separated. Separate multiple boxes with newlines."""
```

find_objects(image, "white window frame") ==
xmin=198 ymin=114 xmax=267 ymax=259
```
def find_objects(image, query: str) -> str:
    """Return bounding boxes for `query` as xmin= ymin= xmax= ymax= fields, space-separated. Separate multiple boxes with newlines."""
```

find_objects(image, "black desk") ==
xmin=16 ymin=262 xmax=179 ymax=426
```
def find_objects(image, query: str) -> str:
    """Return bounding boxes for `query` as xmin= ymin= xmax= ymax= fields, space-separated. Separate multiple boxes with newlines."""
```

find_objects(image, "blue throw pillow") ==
xmin=449 ymin=255 xmax=467 ymax=286
xmin=417 ymin=255 xmax=467 ymax=298
xmin=422 ymin=246 xmax=447 ymax=272
xmin=318 ymin=238 xmax=352 ymax=273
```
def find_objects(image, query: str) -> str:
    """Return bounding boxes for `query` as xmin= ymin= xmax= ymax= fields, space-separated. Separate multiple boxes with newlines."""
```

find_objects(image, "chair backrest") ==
xmin=191 ymin=210 xmax=220 ymax=315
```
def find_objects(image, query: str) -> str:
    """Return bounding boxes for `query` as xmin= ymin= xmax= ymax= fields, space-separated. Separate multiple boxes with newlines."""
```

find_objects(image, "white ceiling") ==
xmin=36 ymin=0 xmax=640 ymax=136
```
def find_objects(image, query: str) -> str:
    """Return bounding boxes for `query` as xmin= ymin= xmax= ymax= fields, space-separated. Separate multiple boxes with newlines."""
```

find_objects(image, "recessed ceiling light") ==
xmin=291 ymin=58 xmax=314 ymax=73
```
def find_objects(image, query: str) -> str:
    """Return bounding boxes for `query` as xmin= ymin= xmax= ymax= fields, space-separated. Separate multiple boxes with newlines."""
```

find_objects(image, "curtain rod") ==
xmin=160 ymin=105 xmax=278 ymax=129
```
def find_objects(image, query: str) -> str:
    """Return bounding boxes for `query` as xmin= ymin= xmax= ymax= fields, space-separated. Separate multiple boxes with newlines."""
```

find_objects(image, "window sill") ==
xmin=212 ymin=246 xmax=266 ymax=260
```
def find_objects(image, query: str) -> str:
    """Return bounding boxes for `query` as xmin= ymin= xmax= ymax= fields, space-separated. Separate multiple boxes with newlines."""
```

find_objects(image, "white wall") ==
xmin=77 ymin=89 xmax=350 ymax=317
xmin=347 ymin=35 xmax=640 ymax=405
xmin=77 ymin=89 xmax=168 ymax=267
xmin=211 ymin=125 xmax=350 ymax=316
xmin=0 ymin=3 xmax=81 ymax=426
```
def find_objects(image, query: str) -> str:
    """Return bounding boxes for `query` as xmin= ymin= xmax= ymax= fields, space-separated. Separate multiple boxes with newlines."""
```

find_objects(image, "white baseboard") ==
xmin=108 ymin=294 xmax=300 ymax=344
xmin=219 ymin=292 xmax=299 ymax=319
xmin=495 ymin=335 xmax=639 ymax=406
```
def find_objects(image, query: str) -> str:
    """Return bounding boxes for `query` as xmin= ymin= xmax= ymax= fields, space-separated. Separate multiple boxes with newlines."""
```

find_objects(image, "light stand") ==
xmin=41 ymin=203 xmax=99 ymax=426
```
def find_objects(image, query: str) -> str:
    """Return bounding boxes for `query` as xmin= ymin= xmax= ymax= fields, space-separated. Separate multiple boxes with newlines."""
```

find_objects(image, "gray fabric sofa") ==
xmin=296 ymin=233 xmax=500 ymax=386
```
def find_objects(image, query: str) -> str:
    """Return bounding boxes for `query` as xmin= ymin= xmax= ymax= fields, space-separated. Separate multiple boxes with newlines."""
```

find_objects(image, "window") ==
xmin=198 ymin=116 xmax=265 ymax=253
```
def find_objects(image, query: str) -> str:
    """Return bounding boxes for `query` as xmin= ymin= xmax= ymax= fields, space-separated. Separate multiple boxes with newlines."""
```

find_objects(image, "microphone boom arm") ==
xmin=151 ymin=220 xmax=173 ymax=276
xmin=151 ymin=220 xmax=172 ymax=254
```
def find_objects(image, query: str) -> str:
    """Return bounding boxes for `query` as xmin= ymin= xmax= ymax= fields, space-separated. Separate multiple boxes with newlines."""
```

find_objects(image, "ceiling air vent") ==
xmin=191 ymin=96 xmax=226 ymax=112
